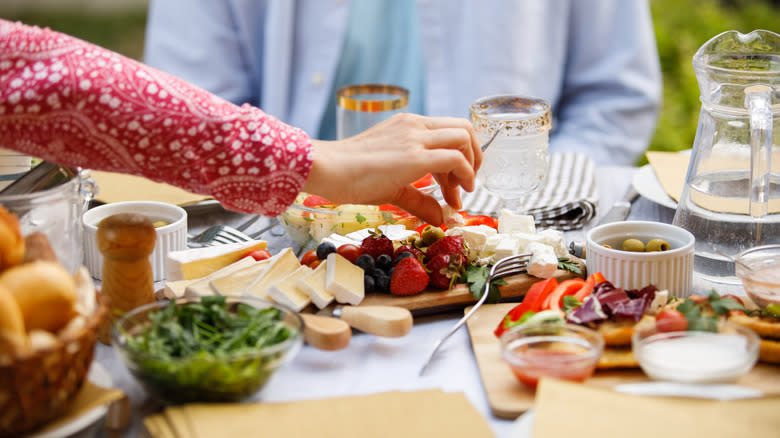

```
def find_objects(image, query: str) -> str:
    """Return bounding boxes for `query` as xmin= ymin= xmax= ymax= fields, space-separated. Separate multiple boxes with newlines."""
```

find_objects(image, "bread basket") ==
xmin=0 ymin=294 xmax=108 ymax=437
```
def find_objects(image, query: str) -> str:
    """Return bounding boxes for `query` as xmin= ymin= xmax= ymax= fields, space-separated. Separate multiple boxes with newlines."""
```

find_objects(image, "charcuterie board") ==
xmin=360 ymin=261 xmax=584 ymax=316
xmin=466 ymin=302 xmax=780 ymax=420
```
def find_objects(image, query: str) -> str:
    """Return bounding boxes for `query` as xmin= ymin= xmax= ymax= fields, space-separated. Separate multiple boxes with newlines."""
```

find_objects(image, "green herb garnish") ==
xmin=355 ymin=213 xmax=367 ymax=223
xmin=465 ymin=264 xmax=507 ymax=304
xmin=558 ymin=257 xmax=582 ymax=275
xmin=121 ymin=296 xmax=298 ymax=403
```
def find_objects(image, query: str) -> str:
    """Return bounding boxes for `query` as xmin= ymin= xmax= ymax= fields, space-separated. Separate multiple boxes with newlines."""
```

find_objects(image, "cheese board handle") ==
xmin=299 ymin=313 xmax=352 ymax=351
xmin=339 ymin=305 xmax=413 ymax=338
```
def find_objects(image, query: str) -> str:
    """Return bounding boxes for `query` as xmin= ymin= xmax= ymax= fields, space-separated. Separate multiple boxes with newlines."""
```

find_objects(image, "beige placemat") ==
xmin=533 ymin=378 xmax=780 ymax=438
xmin=145 ymin=390 xmax=495 ymax=438
xmin=90 ymin=170 xmax=212 ymax=206
xmin=645 ymin=150 xmax=779 ymax=214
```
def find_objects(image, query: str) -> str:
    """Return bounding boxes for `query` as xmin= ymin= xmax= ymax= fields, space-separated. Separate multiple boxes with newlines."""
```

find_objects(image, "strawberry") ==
xmin=424 ymin=235 xmax=466 ymax=262
xmin=426 ymin=253 xmax=465 ymax=289
xmin=394 ymin=244 xmax=424 ymax=261
xmin=390 ymin=257 xmax=429 ymax=296
xmin=361 ymin=231 xmax=394 ymax=259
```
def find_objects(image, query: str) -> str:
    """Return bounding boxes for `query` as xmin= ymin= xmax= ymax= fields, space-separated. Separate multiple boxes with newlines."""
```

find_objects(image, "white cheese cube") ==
xmin=345 ymin=228 xmax=374 ymax=242
xmin=480 ymin=234 xmax=503 ymax=259
xmin=322 ymin=233 xmax=362 ymax=249
xmin=447 ymin=225 xmax=497 ymax=259
xmin=648 ymin=290 xmax=670 ymax=315
xmin=513 ymin=232 xmax=545 ymax=254
xmin=325 ymin=253 xmax=365 ymax=305
xmin=527 ymin=242 xmax=558 ymax=279
xmin=378 ymin=224 xmax=418 ymax=242
xmin=498 ymin=209 xmax=536 ymax=235
xmin=538 ymin=229 xmax=569 ymax=258
xmin=494 ymin=235 xmax=520 ymax=261
xmin=442 ymin=205 xmax=465 ymax=227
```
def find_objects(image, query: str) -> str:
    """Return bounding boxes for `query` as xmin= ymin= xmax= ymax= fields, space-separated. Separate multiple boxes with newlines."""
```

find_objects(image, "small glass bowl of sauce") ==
xmin=735 ymin=244 xmax=780 ymax=310
xmin=500 ymin=323 xmax=603 ymax=390
xmin=632 ymin=320 xmax=759 ymax=383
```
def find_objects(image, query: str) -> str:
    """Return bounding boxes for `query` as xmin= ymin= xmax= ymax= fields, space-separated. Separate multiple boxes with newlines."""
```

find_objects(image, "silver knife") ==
xmin=598 ymin=186 xmax=639 ymax=225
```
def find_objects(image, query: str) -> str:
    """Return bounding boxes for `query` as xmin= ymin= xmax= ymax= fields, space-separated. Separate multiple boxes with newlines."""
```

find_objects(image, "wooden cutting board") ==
xmin=359 ymin=260 xmax=583 ymax=316
xmin=466 ymin=302 xmax=780 ymax=420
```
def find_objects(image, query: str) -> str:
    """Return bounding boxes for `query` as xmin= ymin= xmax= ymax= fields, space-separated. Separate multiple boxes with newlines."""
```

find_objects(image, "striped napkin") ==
xmin=461 ymin=152 xmax=597 ymax=230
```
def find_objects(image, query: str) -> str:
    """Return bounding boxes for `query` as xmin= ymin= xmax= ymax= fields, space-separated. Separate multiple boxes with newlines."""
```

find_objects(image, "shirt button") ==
xmin=311 ymin=72 xmax=324 ymax=86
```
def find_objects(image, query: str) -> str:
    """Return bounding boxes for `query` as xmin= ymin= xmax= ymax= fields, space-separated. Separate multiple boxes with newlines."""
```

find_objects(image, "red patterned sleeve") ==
xmin=0 ymin=19 xmax=312 ymax=216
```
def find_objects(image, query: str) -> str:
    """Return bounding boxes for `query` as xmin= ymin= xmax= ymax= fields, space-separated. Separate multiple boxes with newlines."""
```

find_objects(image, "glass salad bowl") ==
xmin=112 ymin=296 xmax=303 ymax=404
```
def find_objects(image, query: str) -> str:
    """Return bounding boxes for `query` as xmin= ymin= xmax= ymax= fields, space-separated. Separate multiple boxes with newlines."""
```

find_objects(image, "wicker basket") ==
xmin=0 ymin=295 xmax=108 ymax=437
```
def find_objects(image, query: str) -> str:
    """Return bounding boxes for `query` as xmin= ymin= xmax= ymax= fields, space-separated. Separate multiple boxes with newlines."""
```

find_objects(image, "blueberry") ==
xmin=375 ymin=254 xmax=393 ymax=271
xmin=355 ymin=254 xmax=375 ymax=272
xmin=373 ymin=270 xmax=390 ymax=293
xmin=394 ymin=251 xmax=413 ymax=264
xmin=364 ymin=274 xmax=376 ymax=293
xmin=316 ymin=242 xmax=336 ymax=260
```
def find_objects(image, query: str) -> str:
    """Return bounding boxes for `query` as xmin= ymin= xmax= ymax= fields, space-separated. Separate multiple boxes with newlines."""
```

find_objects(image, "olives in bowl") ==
xmin=586 ymin=221 xmax=695 ymax=298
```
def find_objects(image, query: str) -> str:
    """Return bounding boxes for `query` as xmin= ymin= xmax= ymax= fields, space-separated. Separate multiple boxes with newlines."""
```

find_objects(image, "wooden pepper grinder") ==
xmin=97 ymin=212 xmax=157 ymax=344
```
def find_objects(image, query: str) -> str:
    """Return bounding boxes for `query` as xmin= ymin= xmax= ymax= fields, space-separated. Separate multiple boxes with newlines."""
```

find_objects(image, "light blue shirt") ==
xmin=318 ymin=0 xmax=425 ymax=140
xmin=144 ymin=0 xmax=662 ymax=165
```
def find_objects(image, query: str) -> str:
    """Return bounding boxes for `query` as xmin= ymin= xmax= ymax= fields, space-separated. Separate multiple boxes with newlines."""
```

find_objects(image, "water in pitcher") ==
xmin=674 ymin=170 xmax=780 ymax=295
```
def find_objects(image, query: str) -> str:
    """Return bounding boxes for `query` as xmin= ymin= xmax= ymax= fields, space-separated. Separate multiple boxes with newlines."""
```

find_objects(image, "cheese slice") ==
xmin=245 ymin=247 xmax=300 ymax=299
xmin=297 ymin=260 xmax=334 ymax=309
xmin=209 ymin=258 xmax=272 ymax=296
xmin=267 ymin=266 xmax=313 ymax=312
xmin=164 ymin=256 xmax=256 ymax=298
xmin=325 ymin=253 xmax=364 ymax=306
xmin=183 ymin=256 xmax=258 ymax=298
xmin=165 ymin=240 xmax=267 ymax=281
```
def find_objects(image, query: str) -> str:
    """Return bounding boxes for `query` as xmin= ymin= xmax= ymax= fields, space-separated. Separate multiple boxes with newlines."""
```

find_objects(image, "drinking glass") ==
xmin=336 ymin=84 xmax=409 ymax=139
xmin=470 ymin=95 xmax=551 ymax=213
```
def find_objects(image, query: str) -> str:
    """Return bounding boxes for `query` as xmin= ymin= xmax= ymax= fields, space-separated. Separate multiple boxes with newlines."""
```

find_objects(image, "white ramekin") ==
xmin=586 ymin=221 xmax=695 ymax=298
xmin=82 ymin=201 xmax=187 ymax=281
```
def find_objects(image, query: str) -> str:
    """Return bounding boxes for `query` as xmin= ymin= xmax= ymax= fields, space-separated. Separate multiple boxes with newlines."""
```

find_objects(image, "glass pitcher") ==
xmin=673 ymin=29 xmax=780 ymax=295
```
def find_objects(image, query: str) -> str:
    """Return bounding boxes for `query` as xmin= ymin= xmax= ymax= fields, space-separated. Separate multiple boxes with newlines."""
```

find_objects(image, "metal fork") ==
xmin=187 ymin=224 xmax=253 ymax=247
xmin=419 ymin=253 xmax=531 ymax=376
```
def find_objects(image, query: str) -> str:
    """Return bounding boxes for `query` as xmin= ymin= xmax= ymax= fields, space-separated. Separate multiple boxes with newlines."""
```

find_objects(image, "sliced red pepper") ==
xmin=414 ymin=223 xmax=447 ymax=234
xmin=459 ymin=212 xmax=498 ymax=230
xmin=493 ymin=278 xmax=558 ymax=338
xmin=412 ymin=173 xmax=434 ymax=188
xmin=590 ymin=271 xmax=606 ymax=285
xmin=546 ymin=279 xmax=587 ymax=312
xmin=573 ymin=274 xmax=597 ymax=302
xmin=302 ymin=195 xmax=335 ymax=208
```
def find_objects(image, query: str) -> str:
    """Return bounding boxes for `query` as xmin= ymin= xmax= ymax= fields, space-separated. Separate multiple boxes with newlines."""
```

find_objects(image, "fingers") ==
xmin=419 ymin=115 xmax=482 ymax=178
xmin=423 ymin=148 xmax=476 ymax=193
xmin=391 ymin=186 xmax=444 ymax=226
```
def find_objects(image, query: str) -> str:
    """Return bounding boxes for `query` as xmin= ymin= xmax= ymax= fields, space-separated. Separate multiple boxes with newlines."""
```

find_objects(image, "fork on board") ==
xmin=419 ymin=253 xmax=531 ymax=376
xmin=187 ymin=224 xmax=253 ymax=247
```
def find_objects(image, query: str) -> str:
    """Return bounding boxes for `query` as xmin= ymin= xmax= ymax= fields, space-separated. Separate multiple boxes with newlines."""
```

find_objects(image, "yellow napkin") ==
xmin=90 ymin=170 xmax=212 ymax=206
xmin=144 ymin=390 xmax=495 ymax=438
xmin=533 ymin=378 xmax=780 ymax=438
xmin=31 ymin=380 xmax=125 ymax=435
xmin=645 ymin=150 xmax=780 ymax=214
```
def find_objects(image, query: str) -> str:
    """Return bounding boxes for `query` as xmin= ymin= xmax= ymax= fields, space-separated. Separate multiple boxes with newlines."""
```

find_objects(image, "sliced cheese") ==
xmin=245 ymin=248 xmax=300 ymax=299
xmin=164 ymin=256 xmax=256 ymax=298
xmin=209 ymin=258 xmax=272 ymax=296
xmin=266 ymin=266 xmax=313 ymax=312
xmin=297 ymin=260 xmax=334 ymax=309
xmin=325 ymin=252 xmax=364 ymax=306
xmin=182 ymin=256 xmax=257 ymax=298
xmin=165 ymin=239 xmax=267 ymax=281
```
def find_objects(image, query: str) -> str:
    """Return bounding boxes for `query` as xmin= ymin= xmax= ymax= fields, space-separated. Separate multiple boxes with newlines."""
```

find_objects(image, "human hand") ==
xmin=303 ymin=113 xmax=482 ymax=225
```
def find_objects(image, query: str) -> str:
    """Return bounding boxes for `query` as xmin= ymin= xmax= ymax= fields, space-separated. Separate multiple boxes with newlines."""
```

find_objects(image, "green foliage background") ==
xmin=4 ymin=0 xmax=779 ymax=165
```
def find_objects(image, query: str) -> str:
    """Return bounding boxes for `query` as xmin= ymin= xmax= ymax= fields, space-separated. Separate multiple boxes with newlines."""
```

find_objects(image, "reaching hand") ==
xmin=303 ymin=113 xmax=482 ymax=225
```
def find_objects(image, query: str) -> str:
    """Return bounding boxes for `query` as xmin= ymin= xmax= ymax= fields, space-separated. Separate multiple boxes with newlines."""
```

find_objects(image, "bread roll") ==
xmin=0 ymin=206 xmax=25 ymax=271
xmin=0 ymin=260 xmax=77 ymax=332
xmin=0 ymin=286 xmax=28 ymax=358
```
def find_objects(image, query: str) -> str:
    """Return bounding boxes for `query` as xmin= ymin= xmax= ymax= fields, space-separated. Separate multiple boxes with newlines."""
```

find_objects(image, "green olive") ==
xmin=421 ymin=225 xmax=445 ymax=245
xmin=622 ymin=238 xmax=645 ymax=252
xmin=645 ymin=238 xmax=671 ymax=252
xmin=602 ymin=244 xmax=612 ymax=249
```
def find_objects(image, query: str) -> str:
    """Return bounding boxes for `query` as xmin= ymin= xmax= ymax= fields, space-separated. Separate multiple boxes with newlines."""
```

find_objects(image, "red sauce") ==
xmin=506 ymin=349 xmax=597 ymax=390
